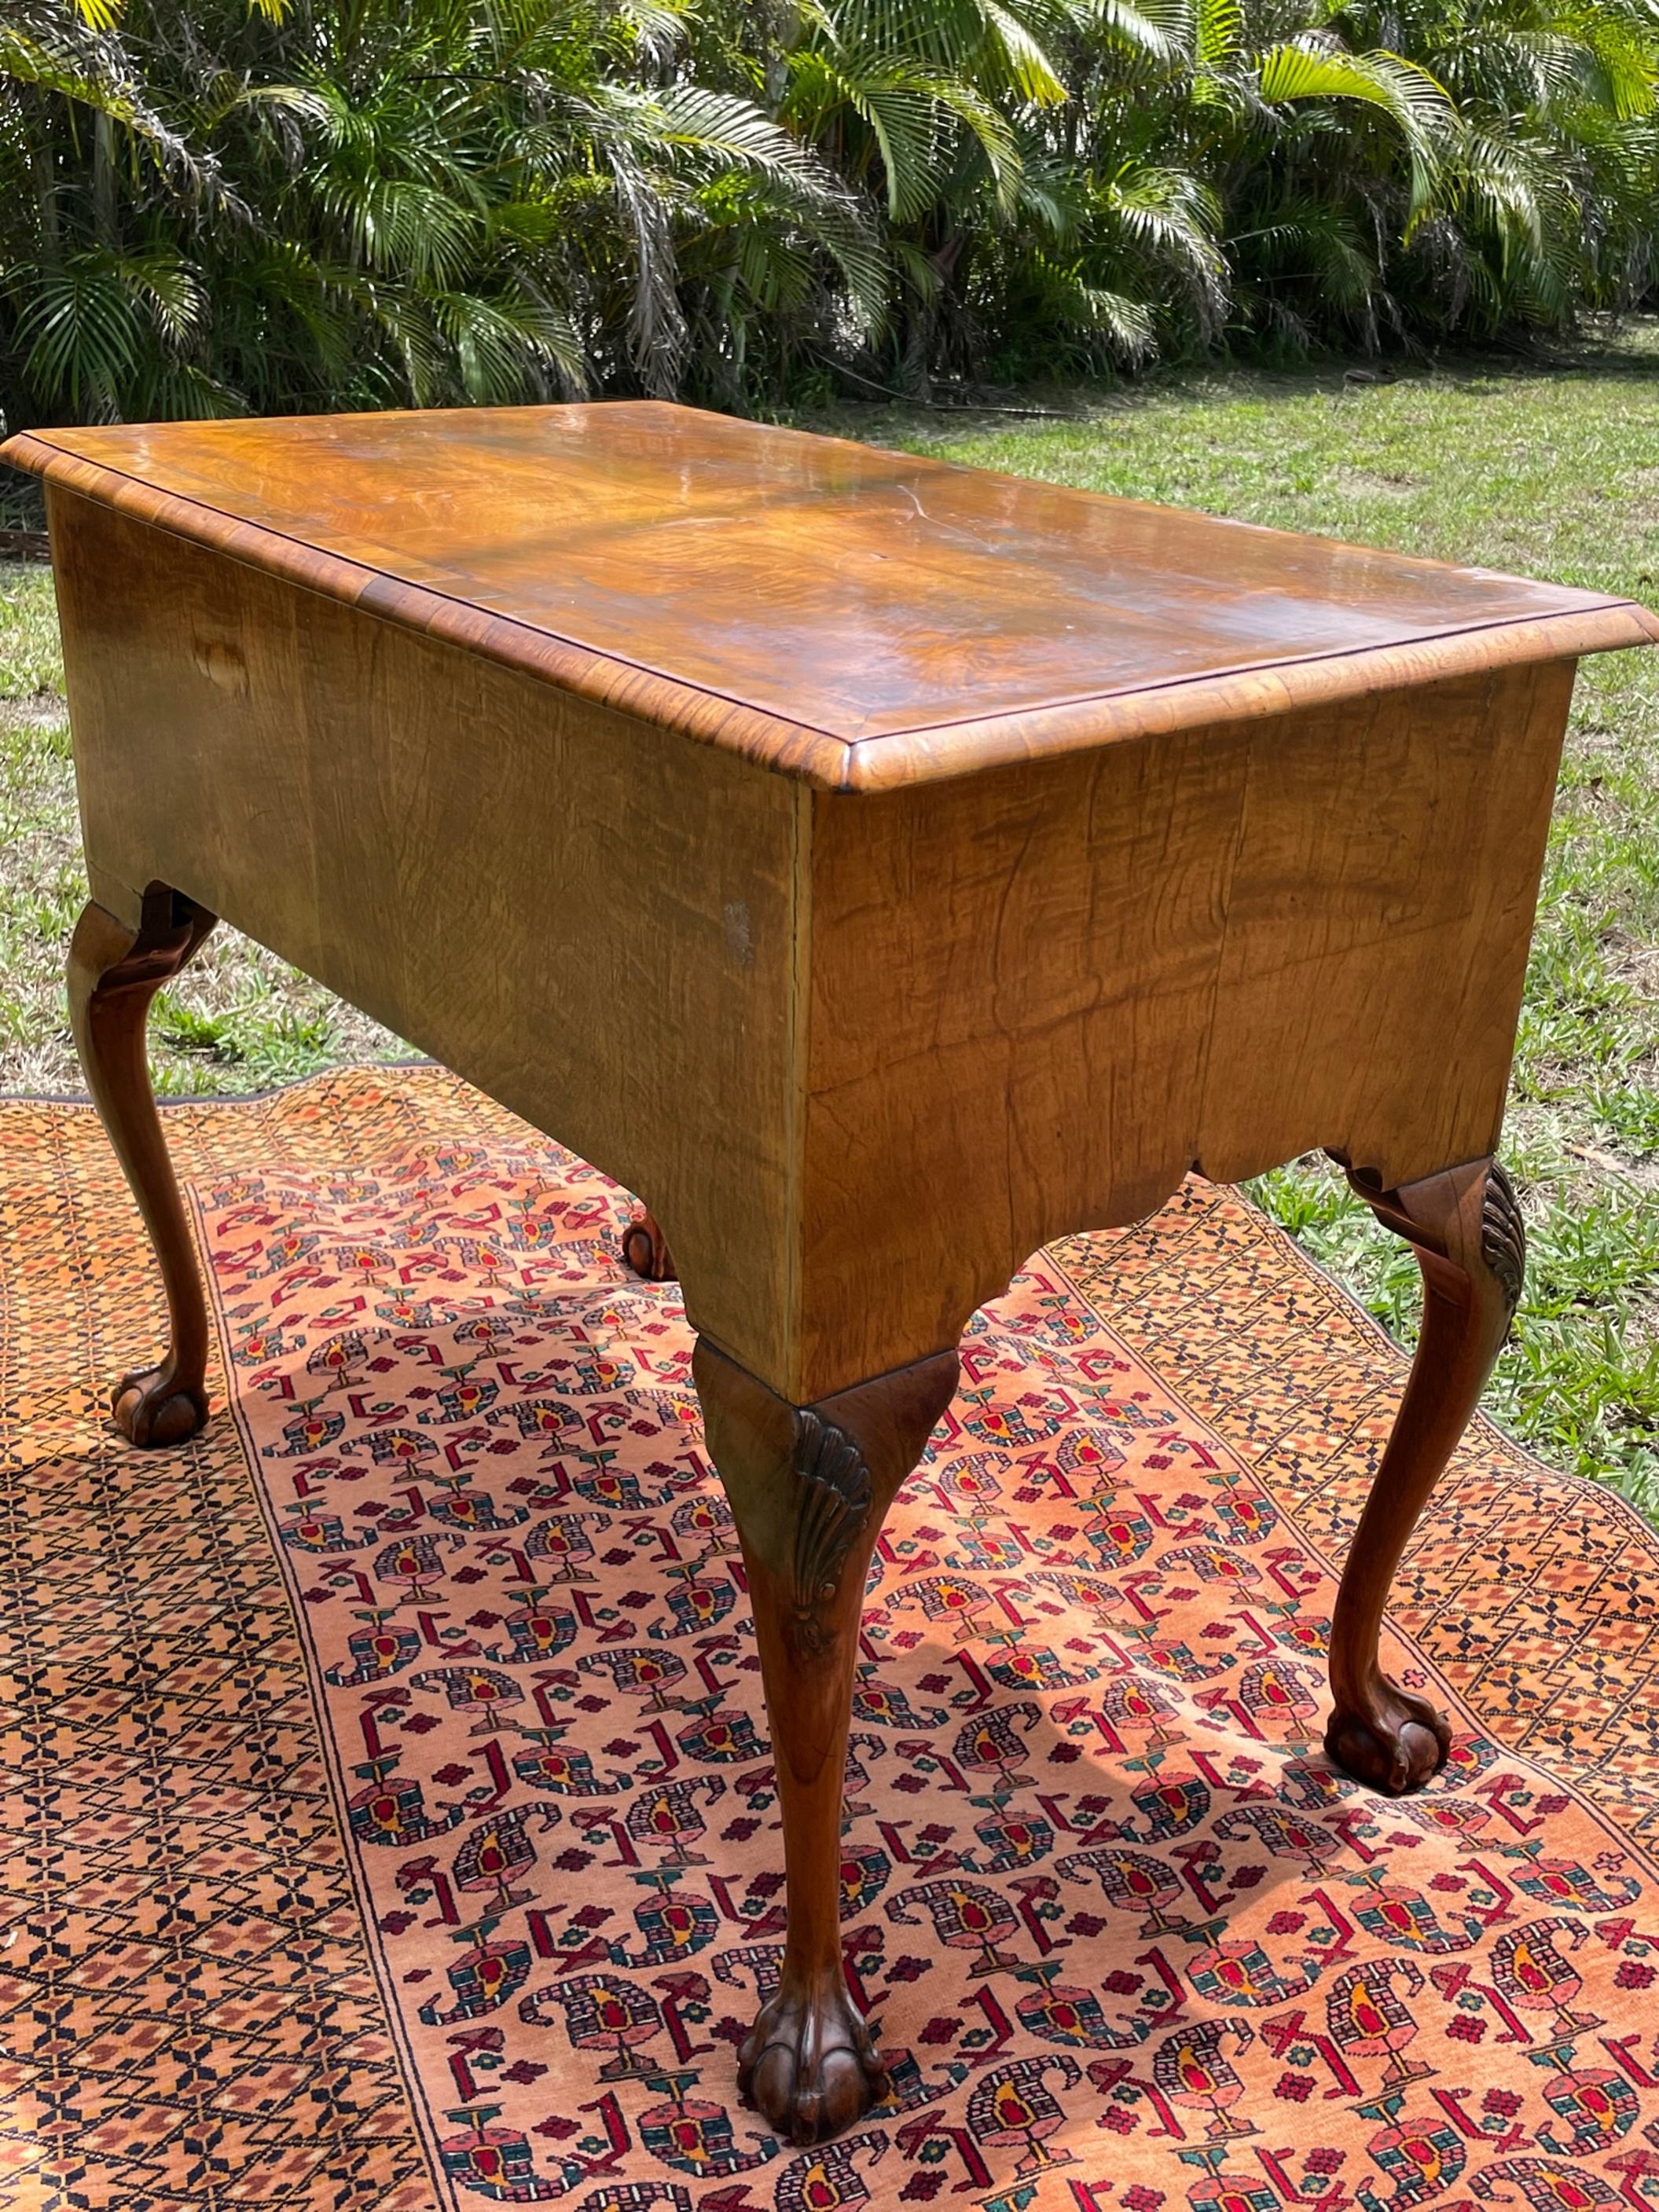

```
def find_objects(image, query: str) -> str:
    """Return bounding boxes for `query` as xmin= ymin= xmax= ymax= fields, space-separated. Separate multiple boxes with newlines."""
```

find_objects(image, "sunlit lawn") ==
xmin=2 ymin=328 xmax=1656 ymax=1506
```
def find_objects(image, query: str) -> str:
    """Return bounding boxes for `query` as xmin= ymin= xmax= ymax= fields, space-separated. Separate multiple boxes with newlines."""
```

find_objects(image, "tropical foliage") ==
xmin=2 ymin=0 xmax=1657 ymax=423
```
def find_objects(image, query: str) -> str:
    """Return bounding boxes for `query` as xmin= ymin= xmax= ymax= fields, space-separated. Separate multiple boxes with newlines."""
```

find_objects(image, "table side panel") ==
xmin=49 ymin=488 xmax=804 ymax=1390
xmin=799 ymin=659 xmax=1570 ymax=1396
xmin=1200 ymin=658 xmax=1571 ymax=1182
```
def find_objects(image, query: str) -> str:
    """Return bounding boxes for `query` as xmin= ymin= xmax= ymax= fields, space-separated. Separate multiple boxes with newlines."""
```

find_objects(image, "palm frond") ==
xmin=1 ymin=0 xmax=1653 ymax=419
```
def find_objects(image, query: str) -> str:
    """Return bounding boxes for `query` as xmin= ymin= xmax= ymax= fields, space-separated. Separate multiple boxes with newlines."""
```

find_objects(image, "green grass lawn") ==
xmin=0 ymin=563 xmax=406 ymax=1091
xmin=2 ymin=332 xmax=1657 ymax=1509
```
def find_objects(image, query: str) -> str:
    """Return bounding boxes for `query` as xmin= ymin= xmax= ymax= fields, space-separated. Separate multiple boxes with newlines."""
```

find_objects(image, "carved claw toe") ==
xmin=1326 ymin=1681 xmax=1452 ymax=1796
xmin=738 ymin=1980 xmax=886 ymax=2146
xmin=112 ymin=1364 xmax=207 ymax=1448
xmin=620 ymin=1209 xmax=677 ymax=1283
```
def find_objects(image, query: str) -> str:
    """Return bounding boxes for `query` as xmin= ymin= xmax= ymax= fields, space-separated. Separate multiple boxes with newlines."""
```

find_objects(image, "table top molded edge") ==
xmin=9 ymin=426 xmax=1657 ymax=794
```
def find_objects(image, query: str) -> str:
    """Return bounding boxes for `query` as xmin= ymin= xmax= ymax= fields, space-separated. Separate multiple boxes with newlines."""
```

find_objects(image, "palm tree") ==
xmin=1 ymin=0 xmax=1654 ymax=424
xmin=0 ymin=0 xmax=879 ymax=420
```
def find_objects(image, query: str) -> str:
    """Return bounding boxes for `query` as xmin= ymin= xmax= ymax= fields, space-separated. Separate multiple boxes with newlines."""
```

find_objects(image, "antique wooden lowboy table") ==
xmin=7 ymin=402 xmax=1657 ymax=2145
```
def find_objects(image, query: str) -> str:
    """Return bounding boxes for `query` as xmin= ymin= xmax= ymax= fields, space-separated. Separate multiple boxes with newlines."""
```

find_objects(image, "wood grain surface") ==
xmin=6 ymin=404 xmax=1653 ymax=791
xmin=46 ymin=490 xmax=809 ymax=1394
xmin=795 ymin=658 xmax=1573 ymax=1390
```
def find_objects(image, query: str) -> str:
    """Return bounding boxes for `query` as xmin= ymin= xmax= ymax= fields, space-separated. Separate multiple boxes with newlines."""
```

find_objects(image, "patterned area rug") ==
xmin=6 ymin=1066 xmax=1659 ymax=2212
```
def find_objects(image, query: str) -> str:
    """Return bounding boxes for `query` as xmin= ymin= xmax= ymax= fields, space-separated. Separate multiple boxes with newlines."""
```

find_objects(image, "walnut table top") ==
xmin=9 ymin=402 xmax=1652 ymax=788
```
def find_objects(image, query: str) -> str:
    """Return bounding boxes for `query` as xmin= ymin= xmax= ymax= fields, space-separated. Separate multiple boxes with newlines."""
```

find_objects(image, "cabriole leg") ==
xmin=692 ymin=1336 xmax=959 ymax=2144
xmin=68 ymin=886 xmax=218 ymax=1446
xmin=1326 ymin=1154 xmax=1524 ymax=1794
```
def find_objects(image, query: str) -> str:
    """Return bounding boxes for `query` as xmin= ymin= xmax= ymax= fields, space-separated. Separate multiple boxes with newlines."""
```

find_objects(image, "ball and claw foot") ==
xmin=112 ymin=1363 xmax=208 ymax=1449
xmin=1326 ymin=1678 xmax=1452 ymax=1796
xmin=620 ymin=1208 xmax=677 ymax=1283
xmin=738 ymin=1979 xmax=887 ymax=2146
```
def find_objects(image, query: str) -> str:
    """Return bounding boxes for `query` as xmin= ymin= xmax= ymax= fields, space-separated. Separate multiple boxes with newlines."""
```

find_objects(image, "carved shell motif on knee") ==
xmin=787 ymin=1410 xmax=874 ymax=1657
xmin=1481 ymin=1161 xmax=1525 ymax=1323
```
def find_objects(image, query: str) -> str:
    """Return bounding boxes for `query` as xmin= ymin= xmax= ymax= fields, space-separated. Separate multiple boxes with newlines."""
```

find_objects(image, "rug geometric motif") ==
xmin=0 ymin=1077 xmax=461 ymax=2212
xmin=6 ymin=1067 xmax=1659 ymax=2212
xmin=196 ymin=1102 xmax=1659 ymax=2212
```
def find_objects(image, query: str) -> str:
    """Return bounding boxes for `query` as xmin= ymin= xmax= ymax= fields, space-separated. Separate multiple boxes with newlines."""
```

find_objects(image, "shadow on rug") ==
xmin=4 ymin=1065 xmax=1659 ymax=2212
